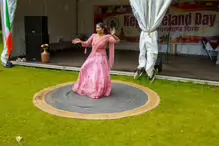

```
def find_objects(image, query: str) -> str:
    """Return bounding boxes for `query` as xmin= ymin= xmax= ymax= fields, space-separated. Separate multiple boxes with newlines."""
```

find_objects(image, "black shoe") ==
xmin=4 ymin=61 xmax=14 ymax=68
xmin=148 ymin=69 xmax=157 ymax=84
xmin=134 ymin=67 xmax=145 ymax=79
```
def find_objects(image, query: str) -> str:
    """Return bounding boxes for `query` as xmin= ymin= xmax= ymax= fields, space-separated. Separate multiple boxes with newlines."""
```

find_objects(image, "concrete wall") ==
xmin=11 ymin=0 xmax=207 ymax=57
xmin=12 ymin=0 xmax=77 ymax=57
xmin=12 ymin=0 xmax=129 ymax=57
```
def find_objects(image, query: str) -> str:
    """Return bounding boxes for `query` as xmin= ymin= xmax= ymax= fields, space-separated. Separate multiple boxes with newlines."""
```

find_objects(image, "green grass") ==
xmin=0 ymin=65 xmax=219 ymax=146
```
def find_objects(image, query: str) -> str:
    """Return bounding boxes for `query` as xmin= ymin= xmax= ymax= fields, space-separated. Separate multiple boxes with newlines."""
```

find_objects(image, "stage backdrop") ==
xmin=94 ymin=1 xmax=219 ymax=44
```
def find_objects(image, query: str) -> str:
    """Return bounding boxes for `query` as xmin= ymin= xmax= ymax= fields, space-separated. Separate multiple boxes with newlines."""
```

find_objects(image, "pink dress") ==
xmin=73 ymin=34 xmax=120 ymax=99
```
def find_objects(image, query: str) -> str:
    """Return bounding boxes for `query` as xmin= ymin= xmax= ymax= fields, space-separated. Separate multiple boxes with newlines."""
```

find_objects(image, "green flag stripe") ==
xmin=5 ymin=0 xmax=11 ymax=31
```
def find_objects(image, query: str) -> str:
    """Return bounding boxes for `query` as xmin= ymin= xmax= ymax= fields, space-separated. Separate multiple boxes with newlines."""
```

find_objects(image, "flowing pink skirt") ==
xmin=73 ymin=53 xmax=112 ymax=99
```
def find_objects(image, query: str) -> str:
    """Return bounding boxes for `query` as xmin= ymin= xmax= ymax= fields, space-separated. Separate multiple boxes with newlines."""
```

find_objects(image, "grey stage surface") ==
xmin=45 ymin=83 xmax=148 ymax=114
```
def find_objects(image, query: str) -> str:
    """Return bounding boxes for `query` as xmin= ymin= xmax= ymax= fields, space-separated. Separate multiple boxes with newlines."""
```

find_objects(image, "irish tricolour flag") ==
xmin=1 ymin=0 xmax=17 ymax=66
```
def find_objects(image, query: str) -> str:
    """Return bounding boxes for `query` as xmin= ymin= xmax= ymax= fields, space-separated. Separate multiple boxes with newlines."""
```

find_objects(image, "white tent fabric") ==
xmin=1 ymin=0 xmax=17 ymax=66
xmin=129 ymin=0 xmax=171 ymax=77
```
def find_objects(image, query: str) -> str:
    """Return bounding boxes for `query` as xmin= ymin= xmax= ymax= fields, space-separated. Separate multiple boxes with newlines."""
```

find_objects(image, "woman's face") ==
xmin=96 ymin=24 xmax=104 ymax=34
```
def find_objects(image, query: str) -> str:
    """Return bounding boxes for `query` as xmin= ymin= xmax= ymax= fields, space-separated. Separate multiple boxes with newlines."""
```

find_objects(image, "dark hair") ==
xmin=96 ymin=22 xmax=109 ymax=34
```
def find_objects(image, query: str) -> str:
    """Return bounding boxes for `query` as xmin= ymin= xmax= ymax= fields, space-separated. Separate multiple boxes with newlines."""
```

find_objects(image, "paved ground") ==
xmin=48 ymin=48 xmax=219 ymax=81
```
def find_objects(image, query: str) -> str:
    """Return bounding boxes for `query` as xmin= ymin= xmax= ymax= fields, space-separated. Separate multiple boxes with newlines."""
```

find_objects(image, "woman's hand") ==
xmin=110 ymin=28 xmax=116 ymax=36
xmin=109 ymin=28 xmax=120 ymax=43
xmin=72 ymin=38 xmax=82 ymax=44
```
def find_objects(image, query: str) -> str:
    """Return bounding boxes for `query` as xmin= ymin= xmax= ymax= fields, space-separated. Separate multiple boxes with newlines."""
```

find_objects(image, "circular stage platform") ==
xmin=33 ymin=80 xmax=160 ymax=120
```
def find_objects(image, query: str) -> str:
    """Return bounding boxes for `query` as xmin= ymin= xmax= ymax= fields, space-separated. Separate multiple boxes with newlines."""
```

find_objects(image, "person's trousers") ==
xmin=137 ymin=31 xmax=158 ymax=77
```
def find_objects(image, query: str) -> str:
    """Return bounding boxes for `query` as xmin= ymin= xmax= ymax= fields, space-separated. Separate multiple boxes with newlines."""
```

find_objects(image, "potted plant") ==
xmin=41 ymin=44 xmax=50 ymax=63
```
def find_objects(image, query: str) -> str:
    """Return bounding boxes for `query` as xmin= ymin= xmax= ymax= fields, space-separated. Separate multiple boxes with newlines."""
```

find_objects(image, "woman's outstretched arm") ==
xmin=72 ymin=34 xmax=95 ymax=47
xmin=110 ymin=34 xmax=120 ymax=43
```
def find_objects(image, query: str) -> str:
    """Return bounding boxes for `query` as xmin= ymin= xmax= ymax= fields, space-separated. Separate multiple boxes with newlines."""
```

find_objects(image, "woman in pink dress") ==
xmin=72 ymin=22 xmax=120 ymax=99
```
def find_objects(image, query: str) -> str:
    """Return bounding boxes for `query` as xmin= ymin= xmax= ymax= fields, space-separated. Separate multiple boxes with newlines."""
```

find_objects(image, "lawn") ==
xmin=0 ymin=65 xmax=219 ymax=146
xmin=0 ymin=36 xmax=219 ymax=145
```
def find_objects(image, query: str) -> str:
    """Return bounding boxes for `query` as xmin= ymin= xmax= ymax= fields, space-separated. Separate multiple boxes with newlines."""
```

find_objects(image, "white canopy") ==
xmin=129 ymin=0 xmax=171 ymax=76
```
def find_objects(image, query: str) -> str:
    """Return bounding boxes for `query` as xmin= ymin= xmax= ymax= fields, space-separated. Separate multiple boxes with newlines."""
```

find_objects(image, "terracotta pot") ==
xmin=41 ymin=50 xmax=50 ymax=63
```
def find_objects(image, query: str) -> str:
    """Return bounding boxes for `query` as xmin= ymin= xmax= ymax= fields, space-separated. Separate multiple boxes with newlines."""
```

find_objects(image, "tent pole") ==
xmin=166 ymin=26 xmax=170 ymax=64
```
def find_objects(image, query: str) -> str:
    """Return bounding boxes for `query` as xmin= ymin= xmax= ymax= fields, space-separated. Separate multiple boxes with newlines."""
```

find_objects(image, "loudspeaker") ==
xmin=24 ymin=16 xmax=49 ymax=61
xmin=25 ymin=34 xmax=49 ymax=61
xmin=154 ymin=56 xmax=162 ymax=72
xmin=24 ymin=16 xmax=48 ymax=34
